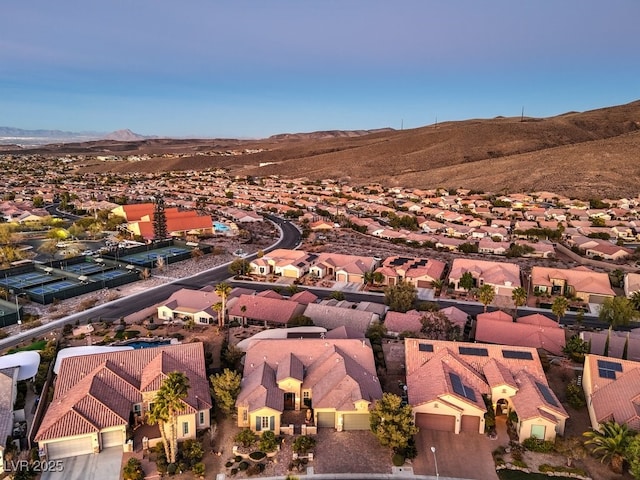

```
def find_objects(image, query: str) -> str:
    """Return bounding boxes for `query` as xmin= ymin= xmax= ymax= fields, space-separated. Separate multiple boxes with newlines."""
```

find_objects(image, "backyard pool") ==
xmin=117 ymin=339 xmax=171 ymax=349
xmin=213 ymin=221 xmax=230 ymax=232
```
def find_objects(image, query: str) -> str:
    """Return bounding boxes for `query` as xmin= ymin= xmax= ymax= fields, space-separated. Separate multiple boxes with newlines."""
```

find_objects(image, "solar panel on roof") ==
xmin=418 ymin=343 xmax=434 ymax=352
xmin=502 ymin=350 xmax=534 ymax=360
xmin=597 ymin=359 xmax=623 ymax=372
xmin=536 ymin=381 xmax=559 ymax=407
xmin=459 ymin=346 xmax=489 ymax=357
xmin=597 ymin=368 xmax=616 ymax=379
xmin=449 ymin=372 xmax=477 ymax=402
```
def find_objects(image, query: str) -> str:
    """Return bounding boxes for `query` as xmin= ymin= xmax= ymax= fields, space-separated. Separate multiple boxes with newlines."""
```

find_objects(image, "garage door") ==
xmin=316 ymin=411 xmax=335 ymax=428
xmin=342 ymin=413 xmax=370 ymax=431
xmin=101 ymin=430 xmax=123 ymax=448
xmin=415 ymin=413 xmax=456 ymax=432
xmin=460 ymin=415 xmax=481 ymax=433
xmin=417 ymin=280 xmax=431 ymax=288
xmin=46 ymin=436 xmax=94 ymax=459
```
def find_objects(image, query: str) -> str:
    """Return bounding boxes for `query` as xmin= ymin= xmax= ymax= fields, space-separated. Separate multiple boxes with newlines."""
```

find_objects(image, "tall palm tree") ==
xmin=148 ymin=372 xmax=190 ymax=464
xmin=552 ymin=296 xmax=569 ymax=324
xmin=212 ymin=302 xmax=223 ymax=326
xmin=511 ymin=287 xmax=527 ymax=320
xmin=583 ymin=421 xmax=633 ymax=474
xmin=478 ymin=284 xmax=496 ymax=313
xmin=215 ymin=282 xmax=233 ymax=328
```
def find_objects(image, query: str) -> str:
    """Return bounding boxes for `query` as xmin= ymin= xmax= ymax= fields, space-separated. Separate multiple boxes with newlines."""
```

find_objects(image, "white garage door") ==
xmin=101 ymin=430 xmax=123 ymax=448
xmin=46 ymin=436 xmax=94 ymax=459
xmin=316 ymin=411 xmax=335 ymax=428
xmin=342 ymin=413 xmax=370 ymax=431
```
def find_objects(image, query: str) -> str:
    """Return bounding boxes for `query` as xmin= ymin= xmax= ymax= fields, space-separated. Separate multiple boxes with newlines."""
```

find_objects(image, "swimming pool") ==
xmin=213 ymin=221 xmax=230 ymax=232
xmin=119 ymin=339 xmax=171 ymax=349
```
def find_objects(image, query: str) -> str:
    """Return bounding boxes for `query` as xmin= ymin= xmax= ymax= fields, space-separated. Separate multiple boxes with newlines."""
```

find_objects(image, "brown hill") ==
xmin=11 ymin=100 xmax=640 ymax=199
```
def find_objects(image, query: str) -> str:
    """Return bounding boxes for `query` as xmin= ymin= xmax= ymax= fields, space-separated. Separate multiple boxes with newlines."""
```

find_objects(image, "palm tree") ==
xmin=511 ymin=287 xmax=527 ymax=320
xmin=432 ymin=279 xmax=444 ymax=297
xmin=478 ymin=284 xmax=496 ymax=313
xmin=148 ymin=372 xmax=190 ymax=464
xmin=215 ymin=282 xmax=233 ymax=328
xmin=212 ymin=302 xmax=223 ymax=327
xmin=583 ymin=420 xmax=633 ymax=474
xmin=630 ymin=290 xmax=640 ymax=311
xmin=551 ymin=296 xmax=569 ymax=324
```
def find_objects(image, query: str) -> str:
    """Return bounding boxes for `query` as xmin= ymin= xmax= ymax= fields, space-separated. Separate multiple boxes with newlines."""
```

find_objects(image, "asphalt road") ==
xmin=0 ymin=216 xmax=301 ymax=350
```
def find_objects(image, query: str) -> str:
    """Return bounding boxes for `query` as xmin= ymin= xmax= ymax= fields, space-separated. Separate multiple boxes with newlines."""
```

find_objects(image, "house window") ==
xmin=149 ymin=402 xmax=155 ymax=412
xmin=242 ymin=409 xmax=248 ymax=422
xmin=303 ymin=391 xmax=311 ymax=407
xmin=199 ymin=411 xmax=205 ymax=425
xmin=261 ymin=416 xmax=269 ymax=430
xmin=182 ymin=422 xmax=189 ymax=436
xmin=530 ymin=425 xmax=545 ymax=440
xmin=198 ymin=317 xmax=208 ymax=324
xmin=133 ymin=404 xmax=141 ymax=414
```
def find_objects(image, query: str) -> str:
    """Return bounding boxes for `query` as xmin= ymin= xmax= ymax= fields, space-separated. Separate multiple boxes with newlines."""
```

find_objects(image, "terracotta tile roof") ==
xmin=159 ymin=288 xmax=221 ymax=316
xmin=384 ymin=310 xmax=423 ymax=334
xmin=449 ymin=258 xmax=521 ymax=288
xmin=439 ymin=306 xmax=469 ymax=328
xmin=511 ymin=371 xmax=568 ymax=421
xmin=229 ymin=294 xmax=305 ymax=324
xmin=475 ymin=314 xmax=565 ymax=356
xmin=303 ymin=303 xmax=378 ymax=334
xmin=239 ymin=339 xmax=382 ymax=414
xmin=35 ymin=343 xmax=211 ymax=442
xmin=289 ymin=290 xmax=318 ymax=305
xmin=584 ymin=354 xmax=640 ymax=430
xmin=531 ymin=266 xmax=614 ymax=296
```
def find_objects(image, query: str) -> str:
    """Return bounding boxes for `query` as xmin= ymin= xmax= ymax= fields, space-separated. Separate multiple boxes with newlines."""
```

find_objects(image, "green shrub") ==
xmin=238 ymin=461 xmax=249 ymax=471
xmin=522 ymin=437 xmax=555 ymax=453
xmin=166 ymin=463 xmax=177 ymax=475
xmin=566 ymin=380 xmax=586 ymax=409
xmin=192 ymin=462 xmax=205 ymax=476
xmin=234 ymin=429 xmax=258 ymax=448
xmin=249 ymin=451 xmax=266 ymax=461
xmin=392 ymin=453 xmax=405 ymax=466
xmin=230 ymin=467 xmax=238 ymax=475
xmin=258 ymin=430 xmax=279 ymax=452
xmin=246 ymin=462 xmax=264 ymax=475
xmin=538 ymin=464 xmax=587 ymax=476
xmin=512 ymin=459 xmax=528 ymax=469
xmin=292 ymin=435 xmax=316 ymax=454
xmin=225 ymin=461 xmax=234 ymax=468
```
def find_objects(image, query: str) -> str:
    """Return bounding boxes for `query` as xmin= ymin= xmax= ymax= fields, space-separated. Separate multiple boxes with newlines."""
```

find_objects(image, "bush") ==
xmin=166 ymin=462 xmax=178 ymax=475
xmin=249 ymin=451 xmax=266 ymax=461
xmin=539 ymin=464 xmax=587 ymax=476
xmin=292 ymin=435 xmax=316 ymax=454
xmin=234 ymin=429 xmax=258 ymax=448
xmin=392 ymin=453 xmax=405 ymax=466
xmin=246 ymin=463 xmax=264 ymax=475
xmin=192 ymin=462 xmax=205 ymax=476
xmin=566 ymin=380 xmax=586 ymax=409
xmin=258 ymin=430 xmax=279 ymax=453
xmin=122 ymin=458 xmax=145 ymax=480
xmin=522 ymin=437 xmax=555 ymax=453
xmin=512 ymin=459 xmax=528 ymax=469
xmin=238 ymin=461 xmax=249 ymax=471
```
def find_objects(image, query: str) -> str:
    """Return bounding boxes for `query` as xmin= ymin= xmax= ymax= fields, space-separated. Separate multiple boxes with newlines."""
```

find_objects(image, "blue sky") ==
xmin=2 ymin=1 xmax=639 ymax=138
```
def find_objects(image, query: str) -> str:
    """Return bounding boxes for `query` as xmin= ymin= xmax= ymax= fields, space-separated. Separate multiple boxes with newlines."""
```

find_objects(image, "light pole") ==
xmin=14 ymin=292 xmax=26 ymax=325
xmin=430 ymin=446 xmax=439 ymax=480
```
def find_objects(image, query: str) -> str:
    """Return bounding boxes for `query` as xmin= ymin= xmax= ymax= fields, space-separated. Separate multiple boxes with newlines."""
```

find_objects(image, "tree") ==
xmin=366 ymin=321 xmax=387 ymax=343
xmin=420 ymin=311 xmax=461 ymax=341
xmin=122 ymin=458 xmax=145 ymax=480
xmin=630 ymin=291 xmax=640 ymax=312
xmin=551 ymin=296 xmax=569 ymax=324
xmin=214 ymin=282 xmax=232 ymax=328
xmin=329 ymin=290 xmax=345 ymax=301
xmin=370 ymin=393 xmax=418 ymax=452
xmin=383 ymin=281 xmax=417 ymax=313
xmin=148 ymin=372 xmax=190 ymax=464
xmin=627 ymin=435 xmax=640 ymax=480
xmin=583 ymin=420 xmax=634 ymax=474
xmin=152 ymin=196 xmax=168 ymax=240
xmin=598 ymin=296 xmax=638 ymax=327
xmin=288 ymin=314 xmax=314 ymax=326
xmin=210 ymin=369 xmax=241 ymax=416
xmin=228 ymin=258 xmax=250 ymax=276
xmin=432 ymin=279 xmax=444 ymax=296
xmin=478 ymin=284 xmax=495 ymax=313
xmin=511 ymin=287 xmax=527 ymax=319
xmin=459 ymin=271 xmax=475 ymax=292
xmin=563 ymin=335 xmax=590 ymax=362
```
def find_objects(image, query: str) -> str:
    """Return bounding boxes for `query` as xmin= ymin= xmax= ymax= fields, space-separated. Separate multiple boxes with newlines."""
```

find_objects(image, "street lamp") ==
xmin=430 ymin=446 xmax=439 ymax=480
xmin=14 ymin=292 xmax=27 ymax=325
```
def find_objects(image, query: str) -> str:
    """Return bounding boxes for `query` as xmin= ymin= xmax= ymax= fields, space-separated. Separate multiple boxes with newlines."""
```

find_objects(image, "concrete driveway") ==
xmin=413 ymin=429 xmax=499 ymax=480
xmin=41 ymin=447 xmax=122 ymax=480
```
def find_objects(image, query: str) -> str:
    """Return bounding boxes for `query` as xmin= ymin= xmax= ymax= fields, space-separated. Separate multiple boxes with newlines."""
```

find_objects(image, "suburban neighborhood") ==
xmin=1 ymin=154 xmax=640 ymax=480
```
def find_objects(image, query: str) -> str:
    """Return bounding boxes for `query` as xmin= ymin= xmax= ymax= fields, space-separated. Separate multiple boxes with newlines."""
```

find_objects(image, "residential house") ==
xmin=405 ymin=339 xmax=567 ymax=441
xmin=308 ymin=252 xmax=378 ymax=283
xmin=0 ymin=367 xmax=19 ymax=468
xmin=530 ymin=266 xmax=614 ymax=304
xmin=157 ymin=286 xmax=221 ymax=324
xmin=384 ymin=310 xmax=424 ymax=337
xmin=624 ymin=273 xmax=640 ymax=298
xmin=474 ymin=311 xmax=565 ymax=356
xmin=449 ymin=258 xmax=521 ymax=296
xmin=228 ymin=293 xmax=307 ymax=326
xmin=250 ymin=249 xmax=311 ymax=278
xmin=236 ymin=338 xmax=382 ymax=432
xmin=35 ymin=343 xmax=212 ymax=460
xmin=580 ymin=330 xmax=640 ymax=362
xmin=374 ymin=256 xmax=445 ymax=288
xmin=303 ymin=302 xmax=379 ymax=335
xmin=582 ymin=354 xmax=640 ymax=431
xmin=478 ymin=238 xmax=510 ymax=255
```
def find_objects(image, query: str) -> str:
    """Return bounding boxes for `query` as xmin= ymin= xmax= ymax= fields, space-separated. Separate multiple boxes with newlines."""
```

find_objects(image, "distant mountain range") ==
xmin=0 ymin=127 xmax=150 ymax=146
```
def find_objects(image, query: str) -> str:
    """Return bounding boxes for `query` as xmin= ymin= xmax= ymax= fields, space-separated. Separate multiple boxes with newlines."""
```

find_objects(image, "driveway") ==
xmin=413 ymin=429 xmax=499 ymax=480
xmin=41 ymin=447 xmax=122 ymax=480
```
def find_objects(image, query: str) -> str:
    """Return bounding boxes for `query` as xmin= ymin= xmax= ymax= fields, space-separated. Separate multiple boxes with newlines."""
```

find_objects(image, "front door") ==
xmin=284 ymin=392 xmax=295 ymax=410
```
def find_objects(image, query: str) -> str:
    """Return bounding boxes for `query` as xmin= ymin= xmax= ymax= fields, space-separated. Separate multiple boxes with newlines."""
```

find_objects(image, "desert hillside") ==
xmin=7 ymin=100 xmax=640 ymax=199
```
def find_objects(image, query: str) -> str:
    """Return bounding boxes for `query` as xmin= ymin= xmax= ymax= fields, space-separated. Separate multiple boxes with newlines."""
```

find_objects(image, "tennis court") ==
xmin=119 ymin=246 xmax=191 ymax=266
xmin=26 ymin=280 xmax=80 ymax=295
xmin=64 ymin=263 xmax=104 ymax=275
xmin=89 ymin=269 xmax=131 ymax=281
xmin=0 ymin=271 xmax=55 ymax=289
